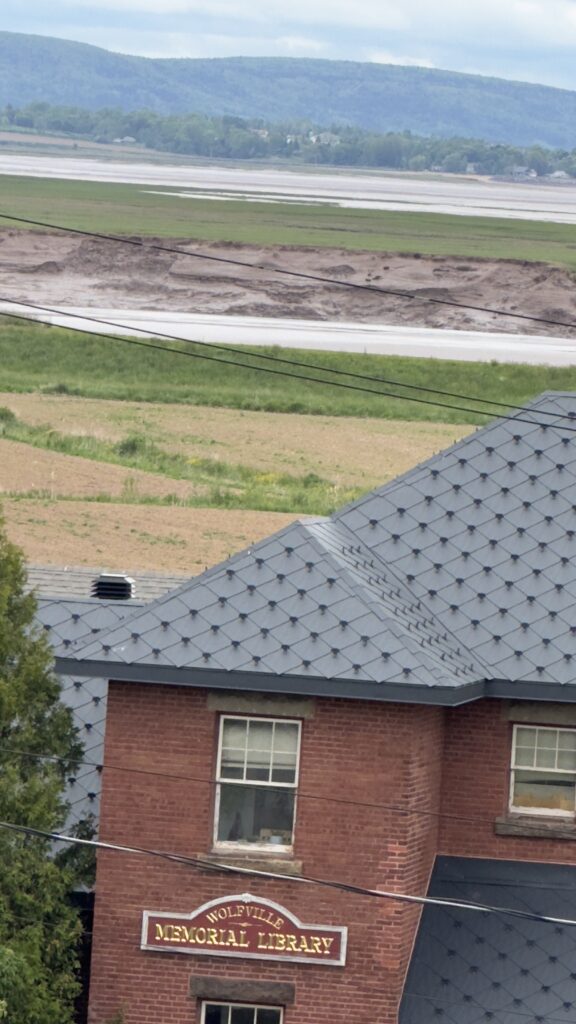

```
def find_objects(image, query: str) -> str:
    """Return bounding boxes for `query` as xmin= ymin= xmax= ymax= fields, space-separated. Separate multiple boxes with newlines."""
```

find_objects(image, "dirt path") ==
xmin=1 ymin=229 xmax=575 ymax=335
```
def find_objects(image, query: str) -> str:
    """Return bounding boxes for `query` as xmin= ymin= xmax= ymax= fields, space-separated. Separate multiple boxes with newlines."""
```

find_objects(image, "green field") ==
xmin=0 ymin=321 xmax=574 ymax=425
xmin=2 ymin=174 xmax=576 ymax=267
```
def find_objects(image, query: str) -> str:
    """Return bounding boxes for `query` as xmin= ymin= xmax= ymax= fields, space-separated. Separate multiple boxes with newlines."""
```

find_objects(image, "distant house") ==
xmin=50 ymin=392 xmax=576 ymax=1023
xmin=511 ymin=165 xmax=537 ymax=179
xmin=309 ymin=131 xmax=341 ymax=146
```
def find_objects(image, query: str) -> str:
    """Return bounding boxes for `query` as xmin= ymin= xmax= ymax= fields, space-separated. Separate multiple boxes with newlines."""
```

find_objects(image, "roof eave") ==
xmin=54 ymin=657 xmax=485 ymax=706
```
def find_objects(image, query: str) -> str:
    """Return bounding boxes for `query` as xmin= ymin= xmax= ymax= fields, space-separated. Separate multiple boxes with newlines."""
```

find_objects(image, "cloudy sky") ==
xmin=4 ymin=0 xmax=576 ymax=91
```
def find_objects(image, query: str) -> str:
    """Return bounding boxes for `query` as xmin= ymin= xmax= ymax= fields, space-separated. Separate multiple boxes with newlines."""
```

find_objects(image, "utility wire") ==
xmin=1 ymin=213 xmax=576 ymax=424
xmin=0 ymin=743 xmax=563 ymax=834
xmin=3 ymin=298 xmax=576 ymax=434
xmin=2 ymin=210 xmax=576 ymax=334
xmin=1 ymin=817 xmax=576 ymax=928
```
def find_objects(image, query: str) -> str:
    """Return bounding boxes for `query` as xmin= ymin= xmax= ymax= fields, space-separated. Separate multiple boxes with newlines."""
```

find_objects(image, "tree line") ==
xmin=3 ymin=101 xmax=576 ymax=177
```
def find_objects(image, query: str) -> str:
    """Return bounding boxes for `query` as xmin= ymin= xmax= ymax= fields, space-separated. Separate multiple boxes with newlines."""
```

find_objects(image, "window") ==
xmin=510 ymin=725 xmax=576 ymax=816
xmin=202 ymin=1004 xmax=282 ymax=1024
xmin=215 ymin=716 xmax=301 ymax=849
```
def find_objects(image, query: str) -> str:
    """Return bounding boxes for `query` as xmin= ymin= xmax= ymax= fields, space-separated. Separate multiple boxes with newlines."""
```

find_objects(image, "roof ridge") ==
xmin=309 ymin=519 xmax=485 ymax=685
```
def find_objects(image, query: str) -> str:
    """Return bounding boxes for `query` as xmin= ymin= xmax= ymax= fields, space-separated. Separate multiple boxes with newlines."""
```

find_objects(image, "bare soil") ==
xmin=0 ymin=394 xmax=471 ymax=571
xmin=0 ymin=394 xmax=469 ymax=490
xmin=4 ymin=498 xmax=296 ymax=575
xmin=1 ymin=229 xmax=576 ymax=334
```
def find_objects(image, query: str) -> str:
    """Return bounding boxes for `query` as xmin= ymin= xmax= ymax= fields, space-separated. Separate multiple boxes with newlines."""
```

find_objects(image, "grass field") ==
xmin=0 ymin=393 xmax=470 ymax=570
xmin=1 ymin=321 xmax=574 ymax=424
xmin=2 ymin=174 xmax=576 ymax=267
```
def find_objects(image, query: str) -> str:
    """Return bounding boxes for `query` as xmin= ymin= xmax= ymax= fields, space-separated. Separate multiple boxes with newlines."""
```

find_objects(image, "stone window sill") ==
xmin=198 ymin=852 xmax=303 ymax=877
xmin=495 ymin=815 xmax=576 ymax=840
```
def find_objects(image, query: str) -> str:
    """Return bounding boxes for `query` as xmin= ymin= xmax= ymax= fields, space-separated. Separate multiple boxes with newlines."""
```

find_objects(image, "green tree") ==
xmin=0 ymin=512 xmax=83 ymax=1024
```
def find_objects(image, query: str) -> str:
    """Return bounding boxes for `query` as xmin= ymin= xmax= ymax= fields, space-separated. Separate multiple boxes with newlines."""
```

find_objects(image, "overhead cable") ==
xmin=2 ymin=209 xmax=576 ymax=334
xmin=1 ymin=817 xmax=576 ymax=928
xmin=3 ymin=298 xmax=576 ymax=433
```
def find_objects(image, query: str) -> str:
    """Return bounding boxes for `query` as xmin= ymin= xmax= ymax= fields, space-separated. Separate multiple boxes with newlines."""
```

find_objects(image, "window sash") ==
xmin=201 ymin=1002 xmax=283 ymax=1024
xmin=217 ymin=716 xmax=301 ymax=789
xmin=510 ymin=725 xmax=576 ymax=816
xmin=214 ymin=716 xmax=301 ymax=850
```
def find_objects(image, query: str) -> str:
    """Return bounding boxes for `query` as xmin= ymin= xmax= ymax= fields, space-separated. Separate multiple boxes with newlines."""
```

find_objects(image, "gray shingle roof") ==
xmin=55 ymin=517 xmax=485 ymax=700
xmin=28 ymin=565 xmax=187 ymax=601
xmin=401 ymin=855 xmax=576 ymax=1024
xmin=55 ymin=393 xmax=576 ymax=701
xmin=335 ymin=392 xmax=576 ymax=688
xmin=32 ymin=568 xmax=187 ymax=833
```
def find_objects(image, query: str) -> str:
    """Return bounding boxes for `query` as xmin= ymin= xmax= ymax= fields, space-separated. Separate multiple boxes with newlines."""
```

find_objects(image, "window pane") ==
xmin=222 ymin=719 xmax=247 ymax=749
xmin=271 ymin=754 xmax=297 ymax=784
xmin=230 ymin=1009 xmax=255 ymax=1024
xmin=204 ymin=1007 xmax=229 ymax=1024
xmin=220 ymin=747 xmax=245 ymax=780
xmin=217 ymin=784 xmax=295 ymax=844
xmin=274 ymin=722 xmax=299 ymax=753
xmin=516 ymin=727 xmax=536 ymax=749
xmin=559 ymin=731 xmax=576 ymax=750
xmin=534 ymin=747 xmax=556 ymax=769
xmin=248 ymin=721 xmax=273 ymax=751
xmin=537 ymin=729 xmax=557 ymax=750
xmin=513 ymin=770 xmax=576 ymax=813
xmin=256 ymin=1011 xmax=282 ymax=1024
xmin=514 ymin=746 xmax=535 ymax=768
xmin=558 ymin=749 xmax=576 ymax=770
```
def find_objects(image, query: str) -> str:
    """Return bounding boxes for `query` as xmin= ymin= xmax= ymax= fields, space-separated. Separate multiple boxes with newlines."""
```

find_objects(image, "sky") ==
xmin=4 ymin=0 xmax=576 ymax=92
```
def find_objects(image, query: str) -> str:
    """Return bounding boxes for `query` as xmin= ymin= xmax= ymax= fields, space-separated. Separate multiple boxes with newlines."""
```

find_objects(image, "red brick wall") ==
xmin=88 ymin=684 xmax=445 ymax=1024
xmin=439 ymin=699 xmax=576 ymax=864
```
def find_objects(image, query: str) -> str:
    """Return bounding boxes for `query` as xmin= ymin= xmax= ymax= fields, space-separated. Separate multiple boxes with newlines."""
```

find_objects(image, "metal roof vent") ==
xmin=91 ymin=574 xmax=135 ymax=601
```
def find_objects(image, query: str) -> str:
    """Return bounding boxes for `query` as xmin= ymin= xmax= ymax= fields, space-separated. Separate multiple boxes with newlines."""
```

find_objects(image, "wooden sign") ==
xmin=141 ymin=893 xmax=347 ymax=966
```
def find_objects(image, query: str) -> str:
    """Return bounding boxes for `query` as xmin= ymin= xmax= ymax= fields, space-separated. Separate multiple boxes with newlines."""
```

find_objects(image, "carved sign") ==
xmin=141 ymin=893 xmax=347 ymax=966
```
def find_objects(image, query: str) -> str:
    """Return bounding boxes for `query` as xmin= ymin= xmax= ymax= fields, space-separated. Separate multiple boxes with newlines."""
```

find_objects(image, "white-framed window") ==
xmin=510 ymin=725 xmax=576 ymax=816
xmin=201 ymin=1003 xmax=283 ymax=1024
xmin=214 ymin=715 xmax=301 ymax=850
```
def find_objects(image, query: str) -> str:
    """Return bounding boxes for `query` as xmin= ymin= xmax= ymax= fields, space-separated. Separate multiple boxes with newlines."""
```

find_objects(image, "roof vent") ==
xmin=91 ymin=573 xmax=135 ymax=601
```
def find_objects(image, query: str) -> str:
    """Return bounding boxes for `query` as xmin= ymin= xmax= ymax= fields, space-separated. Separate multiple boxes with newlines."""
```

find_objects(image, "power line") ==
xmin=2 ymin=213 xmax=576 ymax=424
xmin=0 ymin=743 xmax=559 ymax=834
xmin=3 ymin=298 xmax=576 ymax=434
xmin=2 ymin=209 xmax=576 ymax=334
xmin=1 ymin=817 xmax=575 ymax=928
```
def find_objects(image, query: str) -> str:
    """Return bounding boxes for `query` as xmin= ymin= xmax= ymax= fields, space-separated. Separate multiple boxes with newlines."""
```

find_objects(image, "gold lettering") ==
xmin=195 ymin=927 xmax=206 ymax=944
xmin=309 ymin=937 xmax=322 ymax=954
xmin=284 ymin=935 xmax=299 ymax=952
xmin=321 ymin=937 xmax=334 ymax=954
xmin=257 ymin=931 xmax=270 ymax=950
xmin=273 ymin=916 xmax=284 ymax=930
xmin=154 ymin=924 xmax=170 ymax=941
xmin=274 ymin=934 xmax=286 ymax=951
xmin=238 ymin=929 xmax=249 ymax=948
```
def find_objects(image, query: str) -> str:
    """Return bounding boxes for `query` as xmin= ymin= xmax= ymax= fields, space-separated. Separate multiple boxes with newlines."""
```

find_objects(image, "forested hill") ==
xmin=2 ymin=31 xmax=576 ymax=149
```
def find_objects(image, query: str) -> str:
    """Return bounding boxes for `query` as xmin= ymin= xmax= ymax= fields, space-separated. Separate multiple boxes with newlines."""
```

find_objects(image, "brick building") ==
xmin=55 ymin=393 xmax=576 ymax=1024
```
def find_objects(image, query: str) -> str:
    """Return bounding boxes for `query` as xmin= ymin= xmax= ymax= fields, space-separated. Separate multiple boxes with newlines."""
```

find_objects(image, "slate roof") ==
xmin=29 ymin=564 xmax=186 ymax=601
xmin=55 ymin=393 xmax=576 ymax=702
xmin=401 ymin=856 xmax=576 ymax=1024
xmin=335 ymin=392 xmax=576 ymax=690
xmin=32 ymin=568 xmax=187 ymax=831
xmin=55 ymin=517 xmax=484 ymax=702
